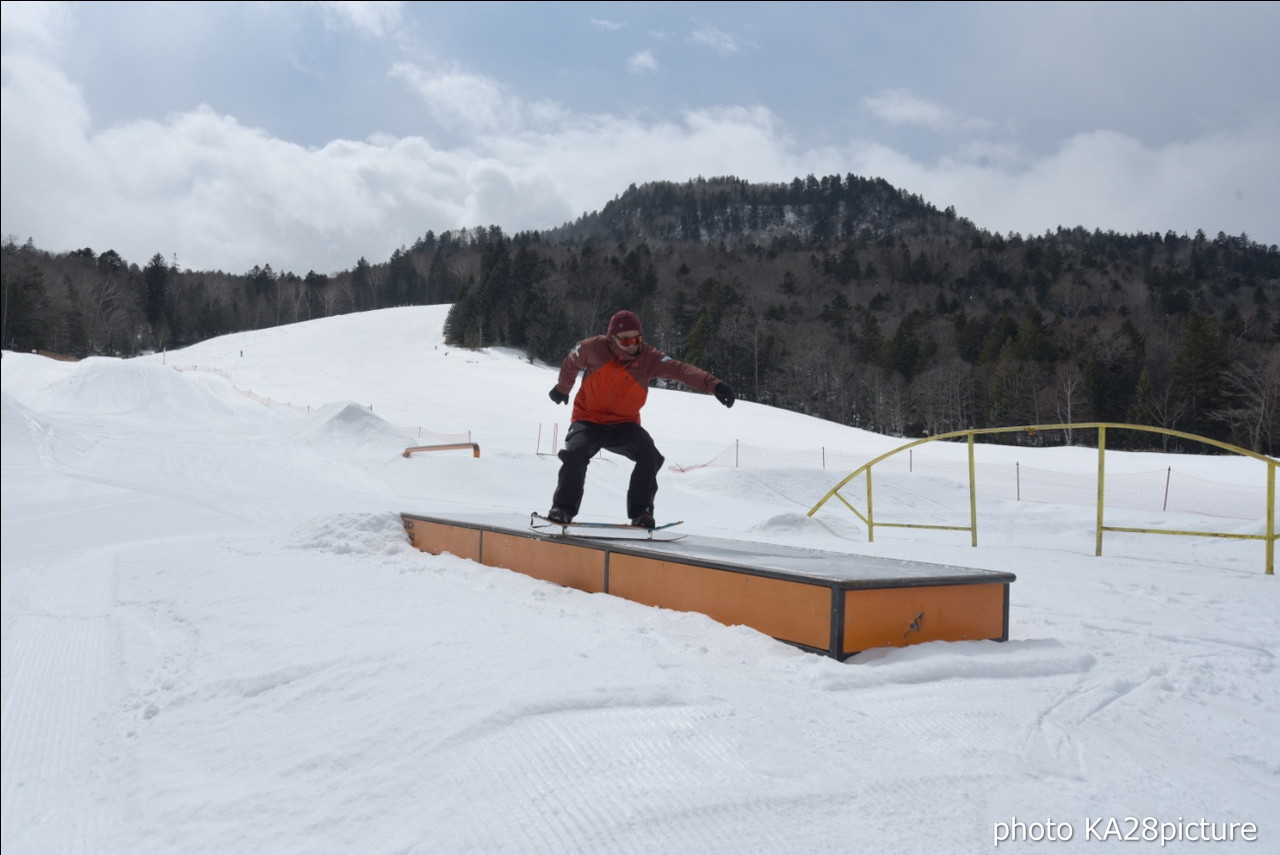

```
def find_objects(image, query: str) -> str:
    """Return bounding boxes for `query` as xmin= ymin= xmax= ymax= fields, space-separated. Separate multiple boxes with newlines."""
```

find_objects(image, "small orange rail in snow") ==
xmin=402 ymin=442 xmax=481 ymax=458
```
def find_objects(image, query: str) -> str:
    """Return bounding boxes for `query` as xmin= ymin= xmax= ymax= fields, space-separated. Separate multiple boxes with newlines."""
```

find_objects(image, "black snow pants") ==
xmin=551 ymin=421 xmax=665 ymax=520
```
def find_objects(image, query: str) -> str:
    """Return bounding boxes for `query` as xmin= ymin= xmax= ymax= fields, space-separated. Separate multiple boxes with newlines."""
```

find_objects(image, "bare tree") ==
xmin=1050 ymin=362 xmax=1085 ymax=442
xmin=913 ymin=362 xmax=975 ymax=434
xmin=859 ymin=365 xmax=910 ymax=436
xmin=1144 ymin=379 xmax=1189 ymax=451
xmin=1050 ymin=271 xmax=1099 ymax=319
xmin=1214 ymin=352 xmax=1280 ymax=453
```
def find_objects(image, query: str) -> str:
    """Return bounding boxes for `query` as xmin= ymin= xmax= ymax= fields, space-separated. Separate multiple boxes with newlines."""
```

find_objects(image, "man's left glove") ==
xmin=714 ymin=381 xmax=736 ymax=408
xmin=549 ymin=386 xmax=569 ymax=405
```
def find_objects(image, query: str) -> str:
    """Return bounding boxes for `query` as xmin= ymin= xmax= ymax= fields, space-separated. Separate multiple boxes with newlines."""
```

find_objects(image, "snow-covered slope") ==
xmin=2 ymin=305 xmax=1275 ymax=854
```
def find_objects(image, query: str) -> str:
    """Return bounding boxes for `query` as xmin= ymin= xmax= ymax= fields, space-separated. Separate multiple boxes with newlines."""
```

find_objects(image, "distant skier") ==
xmin=545 ymin=309 xmax=735 ymax=528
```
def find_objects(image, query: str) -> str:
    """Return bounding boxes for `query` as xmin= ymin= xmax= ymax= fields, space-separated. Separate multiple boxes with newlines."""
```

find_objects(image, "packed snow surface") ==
xmin=3 ymin=305 xmax=1276 ymax=853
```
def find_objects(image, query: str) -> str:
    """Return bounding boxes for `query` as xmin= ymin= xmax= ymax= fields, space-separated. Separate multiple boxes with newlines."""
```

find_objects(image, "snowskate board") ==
xmin=530 ymin=512 xmax=686 ymax=542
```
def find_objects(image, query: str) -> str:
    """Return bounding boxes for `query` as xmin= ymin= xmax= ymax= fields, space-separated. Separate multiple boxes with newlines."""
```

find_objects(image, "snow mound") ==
xmin=291 ymin=401 xmax=413 ymax=459
xmin=286 ymin=512 xmax=418 ymax=557
xmin=39 ymin=358 xmax=249 ymax=419
xmin=749 ymin=512 xmax=824 ymax=534
xmin=825 ymin=638 xmax=1096 ymax=688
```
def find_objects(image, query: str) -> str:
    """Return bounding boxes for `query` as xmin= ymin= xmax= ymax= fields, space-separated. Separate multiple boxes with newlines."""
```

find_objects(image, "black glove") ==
xmin=714 ymin=381 xmax=736 ymax=408
xmin=549 ymin=386 xmax=569 ymax=405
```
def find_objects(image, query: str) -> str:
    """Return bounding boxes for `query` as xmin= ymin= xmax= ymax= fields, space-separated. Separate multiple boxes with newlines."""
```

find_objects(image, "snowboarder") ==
xmin=545 ymin=309 xmax=735 ymax=529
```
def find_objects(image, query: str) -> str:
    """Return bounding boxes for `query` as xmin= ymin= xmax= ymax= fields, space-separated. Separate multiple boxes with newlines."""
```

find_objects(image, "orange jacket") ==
xmin=554 ymin=336 xmax=721 ymax=425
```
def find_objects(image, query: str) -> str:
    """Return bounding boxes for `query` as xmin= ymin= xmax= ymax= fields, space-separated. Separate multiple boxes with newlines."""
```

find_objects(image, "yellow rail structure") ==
xmin=807 ymin=423 xmax=1278 ymax=575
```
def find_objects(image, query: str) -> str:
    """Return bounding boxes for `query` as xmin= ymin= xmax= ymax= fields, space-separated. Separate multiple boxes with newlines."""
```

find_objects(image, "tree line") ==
xmin=4 ymin=174 xmax=1277 ymax=454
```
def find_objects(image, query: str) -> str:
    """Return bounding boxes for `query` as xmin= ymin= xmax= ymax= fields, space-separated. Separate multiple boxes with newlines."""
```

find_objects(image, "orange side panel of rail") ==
xmin=404 ymin=519 xmax=482 ymax=561
xmin=842 ymin=583 xmax=1008 ymax=654
xmin=609 ymin=554 xmax=833 ymax=650
xmin=483 ymin=533 xmax=607 ymax=592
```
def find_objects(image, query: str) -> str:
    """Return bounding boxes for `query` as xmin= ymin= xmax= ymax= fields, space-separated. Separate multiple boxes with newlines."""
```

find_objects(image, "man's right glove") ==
xmin=549 ymin=386 xmax=569 ymax=405
xmin=714 ymin=381 xmax=736 ymax=408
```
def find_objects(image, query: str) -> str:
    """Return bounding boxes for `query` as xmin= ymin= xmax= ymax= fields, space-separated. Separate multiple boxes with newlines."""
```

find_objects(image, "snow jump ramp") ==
xmin=401 ymin=512 xmax=1015 ymax=659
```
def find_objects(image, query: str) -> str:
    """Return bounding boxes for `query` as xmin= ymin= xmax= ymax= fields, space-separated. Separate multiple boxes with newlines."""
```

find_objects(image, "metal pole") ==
xmin=1267 ymin=464 xmax=1275 ymax=575
xmin=1163 ymin=467 xmax=1171 ymax=512
xmin=866 ymin=467 xmax=875 ymax=543
xmin=968 ymin=433 xmax=978 ymax=547
xmin=1096 ymin=426 xmax=1107 ymax=556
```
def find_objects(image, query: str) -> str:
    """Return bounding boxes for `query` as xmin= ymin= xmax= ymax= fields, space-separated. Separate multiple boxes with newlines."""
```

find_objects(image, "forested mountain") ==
xmin=4 ymin=175 xmax=1277 ymax=453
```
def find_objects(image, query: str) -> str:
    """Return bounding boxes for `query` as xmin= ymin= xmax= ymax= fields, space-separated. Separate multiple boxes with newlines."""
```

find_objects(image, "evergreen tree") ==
xmin=442 ymin=285 xmax=477 ymax=346
xmin=384 ymin=248 xmax=423 ymax=307
xmin=425 ymin=248 xmax=460 ymax=304
xmin=1171 ymin=313 xmax=1230 ymax=439
xmin=1126 ymin=367 xmax=1153 ymax=426
xmin=350 ymin=258 xmax=375 ymax=312
xmin=143 ymin=253 xmax=168 ymax=328
xmin=1083 ymin=332 xmax=1141 ymax=425
xmin=1 ymin=254 xmax=50 ymax=351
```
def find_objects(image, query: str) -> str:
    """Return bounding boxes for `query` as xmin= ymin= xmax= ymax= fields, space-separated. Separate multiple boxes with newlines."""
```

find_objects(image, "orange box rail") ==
xmin=401 ymin=512 xmax=1014 ymax=659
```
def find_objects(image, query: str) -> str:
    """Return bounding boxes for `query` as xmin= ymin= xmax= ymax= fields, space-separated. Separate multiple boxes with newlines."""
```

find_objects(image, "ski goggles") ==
xmin=614 ymin=334 xmax=642 ymax=346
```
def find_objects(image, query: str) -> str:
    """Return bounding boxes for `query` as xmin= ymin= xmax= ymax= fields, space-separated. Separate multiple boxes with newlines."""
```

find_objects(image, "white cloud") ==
xmin=461 ymin=160 xmax=572 ymax=232
xmin=689 ymin=26 xmax=748 ymax=56
xmin=390 ymin=62 xmax=521 ymax=135
xmin=0 ymin=47 xmax=469 ymax=273
xmin=479 ymin=105 xmax=828 ymax=219
xmin=847 ymin=128 xmax=1280 ymax=241
xmin=863 ymin=89 xmax=992 ymax=135
xmin=2 ymin=68 xmax=828 ymax=274
xmin=627 ymin=50 xmax=658 ymax=74
xmin=946 ymin=140 xmax=1032 ymax=172
xmin=590 ymin=18 xmax=626 ymax=31
xmin=0 ymin=0 xmax=73 ymax=50
xmin=310 ymin=1 xmax=404 ymax=38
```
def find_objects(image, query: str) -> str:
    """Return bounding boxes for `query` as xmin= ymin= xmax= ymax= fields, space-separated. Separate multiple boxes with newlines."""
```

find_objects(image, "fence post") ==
xmin=1095 ymin=426 xmax=1107 ymax=557
xmin=866 ymin=466 xmax=875 ymax=543
xmin=1267 ymin=464 xmax=1275 ymax=576
xmin=967 ymin=433 xmax=978 ymax=546
xmin=1163 ymin=467 xmax=1171 ymax=512
xmin=1016 ymin=462 xmax=1021 ymax=501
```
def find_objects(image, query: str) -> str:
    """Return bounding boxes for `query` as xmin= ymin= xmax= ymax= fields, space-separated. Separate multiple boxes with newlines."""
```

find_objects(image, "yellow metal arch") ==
xmin=807 ymin=423 xmax=1278 ymax=574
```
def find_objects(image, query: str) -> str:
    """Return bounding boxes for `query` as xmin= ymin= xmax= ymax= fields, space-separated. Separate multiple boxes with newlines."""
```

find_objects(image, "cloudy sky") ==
xmin=3 ymin=1 xmax=1277 ymax=276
